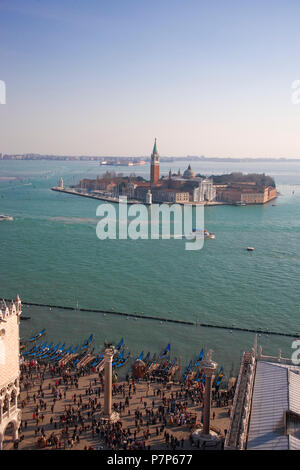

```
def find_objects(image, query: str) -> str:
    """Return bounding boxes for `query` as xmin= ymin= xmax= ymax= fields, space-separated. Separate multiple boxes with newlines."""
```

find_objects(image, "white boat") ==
xmin=185 ymin=229 xmax=215 ymax=240
xmin=247 ymin=246 xmax=254 ymax=251
xmin=0 ymin=214 xmax=13 ymax=221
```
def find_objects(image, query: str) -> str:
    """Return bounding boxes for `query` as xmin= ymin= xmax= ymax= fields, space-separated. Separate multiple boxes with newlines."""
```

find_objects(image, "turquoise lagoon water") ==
xmin=0 ymin=159 xmax=300 ymax=376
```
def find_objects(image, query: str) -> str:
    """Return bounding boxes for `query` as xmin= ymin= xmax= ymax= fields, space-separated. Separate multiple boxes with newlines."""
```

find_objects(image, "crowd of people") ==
xmin=7 ymin=359 xmax=234 ymax=450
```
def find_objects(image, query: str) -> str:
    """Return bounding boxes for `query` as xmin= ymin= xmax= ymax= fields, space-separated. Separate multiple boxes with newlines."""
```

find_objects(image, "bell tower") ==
xmin=150 ymin=138 xmax=160 ymax=187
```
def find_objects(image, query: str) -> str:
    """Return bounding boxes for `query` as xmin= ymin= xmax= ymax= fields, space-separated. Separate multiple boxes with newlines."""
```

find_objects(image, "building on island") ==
xmin=240 ymin=186 xmax=277 ymax=204
xmin=193 ymin=178 xmax=216 ymax=203
xmin=216 ymin=183 xmax=277 ymax=204
xmin=150 ymin=138 xmax=160 ymax=187
xmin=225 ymin=343 xmax=300 ymax=450
xmin=145 ymin=190 xmax=152 ymax=205
xmin=183 ymin=164 xmax=195 ymax=179
xmin=152 ymin=189 xmax=190 ymax=203
xmin=0 ymin=296 xmax=22 ymax=450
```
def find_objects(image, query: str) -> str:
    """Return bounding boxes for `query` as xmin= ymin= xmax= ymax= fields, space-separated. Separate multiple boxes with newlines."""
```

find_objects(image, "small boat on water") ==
xmin=215 ymin=366 xmax=224 ymax=386
xmin=28 ymin=329 xmax=46 ymax=342
xmin=22 ymin=341 xmax=43 ymax=356
xmin=115 ymin=352 xmax=131 ymax=368
xmin=0 ymin=214 xmax=13 ymax=221
xmin=136 ymin=351 xmax=144 ymax=361
xmin=143 ymin=352 xmax=150 ymax=363
xmin=82 ymin=334 xmax=93 ymax=349
xmin=194 ymin=348 xmax=204 ymax=367
xmin=159 ymin=343 xmax=171 ymax=360
xmin=247 ymin=247 xmax=255 ymax=251
xmin=186 ymin=229 xmax=215 ymax=240
xmin=183 ymin=360 xmax=193 ymax=380
xmin=115 ymin=337 xmax=124 ymax=351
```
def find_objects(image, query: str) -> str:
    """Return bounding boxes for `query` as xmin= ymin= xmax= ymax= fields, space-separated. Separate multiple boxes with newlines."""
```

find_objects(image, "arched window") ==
xmin=3 ymin=396 xmax=9 ymax=413
xmin=10 ymin=390 xmax=16 ymax=406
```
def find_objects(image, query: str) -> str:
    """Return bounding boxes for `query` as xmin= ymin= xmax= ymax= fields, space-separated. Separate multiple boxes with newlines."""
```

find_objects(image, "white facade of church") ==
xmin=193 ymin=178 xmax=216 ymax=202
xmin=0 ymin=296 xmax=22 ymax=450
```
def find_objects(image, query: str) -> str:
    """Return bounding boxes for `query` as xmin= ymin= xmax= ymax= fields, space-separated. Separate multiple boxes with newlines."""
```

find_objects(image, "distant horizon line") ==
xmin=2 ymin=154 xmax=300 ymax=162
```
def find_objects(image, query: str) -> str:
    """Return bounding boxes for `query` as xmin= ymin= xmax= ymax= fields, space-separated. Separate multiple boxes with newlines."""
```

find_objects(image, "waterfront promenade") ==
xmin=51 ymin=187 xmax=143 ymax=205
xmin=51 ymin=186 xmax=227 ymax=206
xmin=6 ymin=366 xmax=230 ymax=450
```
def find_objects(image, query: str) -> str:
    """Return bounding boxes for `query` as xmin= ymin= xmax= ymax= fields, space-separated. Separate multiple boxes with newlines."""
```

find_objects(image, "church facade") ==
xmin=193 ymin=178 xmax=216 ymax=202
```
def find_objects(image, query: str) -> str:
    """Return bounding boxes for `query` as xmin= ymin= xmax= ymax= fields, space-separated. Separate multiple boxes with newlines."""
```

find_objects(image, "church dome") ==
xmin=183 ymin=164 xmax=195 ymax=179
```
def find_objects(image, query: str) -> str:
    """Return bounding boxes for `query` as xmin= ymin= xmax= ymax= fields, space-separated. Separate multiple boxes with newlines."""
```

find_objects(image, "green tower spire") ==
xmin=152 ymin=138 xmax=158 ymax=155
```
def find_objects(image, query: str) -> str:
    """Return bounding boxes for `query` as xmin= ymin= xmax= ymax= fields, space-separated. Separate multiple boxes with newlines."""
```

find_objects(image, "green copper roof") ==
xmin=152 ymin=138 xmax=158 ymax=155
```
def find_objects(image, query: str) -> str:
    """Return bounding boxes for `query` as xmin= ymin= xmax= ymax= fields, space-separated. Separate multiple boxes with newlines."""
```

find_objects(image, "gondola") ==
xmin=165 ymin=357 xmax=177 ymax=373
xmin=41 ymin=342 xmax=61 ymax=359
xmin=112 ymin=349 xmax=125 ymax=367
xmin=90 ymin=353 xmax=103 ymax=368
xmin=28 ymin=329 xmax=46 ymax=342
xmin=116 ymin=338 xmax=124 ymax=351
xmin=35 ymin=342 xmax=54 ymax=358
xmin=49 ymin=343 xmax=68 ymax=362
xmin=82 ymin=334 xmax=93 ymax=349
xmin=115 ymin=352 xmax=131 ymax=368
xmin=22 ymin=341 xmax=43 ymax=356
xmin=194 ymin=348 xmax=204 ymax=367
xmin=159 ymin=343 xmax=170 ymax=359
xmin=182 ymin=360 xmax=193 ymax=379
xmin=136 ymin=351 xmax=144 ymax=361
xmin=143 ymin=352 xmax=150 ymax=363
xmin=215 ymin=367 xmax=224 ymax=386
xmin=27 ymin=341 xmax=48 ymax=357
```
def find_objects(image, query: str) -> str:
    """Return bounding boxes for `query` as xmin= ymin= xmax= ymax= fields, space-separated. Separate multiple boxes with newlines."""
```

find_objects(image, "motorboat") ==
xmin=0 ymin=214 xmax=13 ymax=221
xmin=186 ymin=229 xmax=215 ymax=240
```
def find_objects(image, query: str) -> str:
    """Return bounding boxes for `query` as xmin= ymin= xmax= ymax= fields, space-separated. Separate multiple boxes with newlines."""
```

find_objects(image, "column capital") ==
xmin=202 ymin=361 xmax=217 ymax=376
xmin=104 ymin=348 xmax=115 ymax=361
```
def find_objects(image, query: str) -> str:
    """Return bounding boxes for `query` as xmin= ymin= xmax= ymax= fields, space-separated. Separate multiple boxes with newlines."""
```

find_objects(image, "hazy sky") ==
xmin=1 ymin=0 xmax=300 ymax=157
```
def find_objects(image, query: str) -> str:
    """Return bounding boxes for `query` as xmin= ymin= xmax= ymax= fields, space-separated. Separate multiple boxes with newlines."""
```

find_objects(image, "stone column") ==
xmin=103 ymin=348 xmax=114 ymax=417
xmin=203 ymin=370 xmax=214 ymax=435
xmin=13 ymin=421 xmax=19 ymax=442
xmin=202 ymin=357 xmax=217 ymax=436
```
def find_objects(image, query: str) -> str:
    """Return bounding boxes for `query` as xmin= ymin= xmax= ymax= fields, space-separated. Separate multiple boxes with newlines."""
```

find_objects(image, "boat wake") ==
xmin=48 ymin=217 xmax=98 ymax=224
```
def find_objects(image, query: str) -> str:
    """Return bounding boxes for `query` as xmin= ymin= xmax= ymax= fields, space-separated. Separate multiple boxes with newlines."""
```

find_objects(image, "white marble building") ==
xmin=193 ymin=178 xmax=216 ymax=202
xmin=0 ymin=296 xmax=22 ymax=450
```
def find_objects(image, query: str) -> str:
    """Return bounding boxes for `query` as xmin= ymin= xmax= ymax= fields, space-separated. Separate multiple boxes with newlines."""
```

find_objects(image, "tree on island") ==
xmin=210 ymin=172 xmax=275 ymax=187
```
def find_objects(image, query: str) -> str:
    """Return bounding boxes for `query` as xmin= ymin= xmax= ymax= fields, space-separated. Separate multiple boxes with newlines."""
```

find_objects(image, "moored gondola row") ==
xmin=21 ymin=332 xmax=225 ymax=387
xmin=20 ymin=332 xmax=129 ymax=371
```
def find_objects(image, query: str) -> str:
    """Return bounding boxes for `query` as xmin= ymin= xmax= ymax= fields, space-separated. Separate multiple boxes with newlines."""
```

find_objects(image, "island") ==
xmin=51 ymin=139 xmax=277 ymax=206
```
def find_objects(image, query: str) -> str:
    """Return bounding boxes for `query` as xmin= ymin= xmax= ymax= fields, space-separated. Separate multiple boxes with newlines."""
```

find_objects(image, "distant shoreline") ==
xmin=2 ymin=156 xmax=300 ymax=163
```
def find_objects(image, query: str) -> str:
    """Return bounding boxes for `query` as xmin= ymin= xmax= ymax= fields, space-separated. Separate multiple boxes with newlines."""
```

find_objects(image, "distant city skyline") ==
xmin=1 ymin=0 xmax=300 ymax=158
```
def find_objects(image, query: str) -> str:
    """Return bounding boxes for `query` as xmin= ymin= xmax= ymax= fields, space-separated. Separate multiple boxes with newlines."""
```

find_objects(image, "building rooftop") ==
xmin=247 ymin=360 xmax=300 ymax=450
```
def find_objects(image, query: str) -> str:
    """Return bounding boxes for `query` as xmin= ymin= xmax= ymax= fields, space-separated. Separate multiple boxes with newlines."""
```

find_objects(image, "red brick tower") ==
xmin=150 ymin=138 xmax=160 ymax=187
